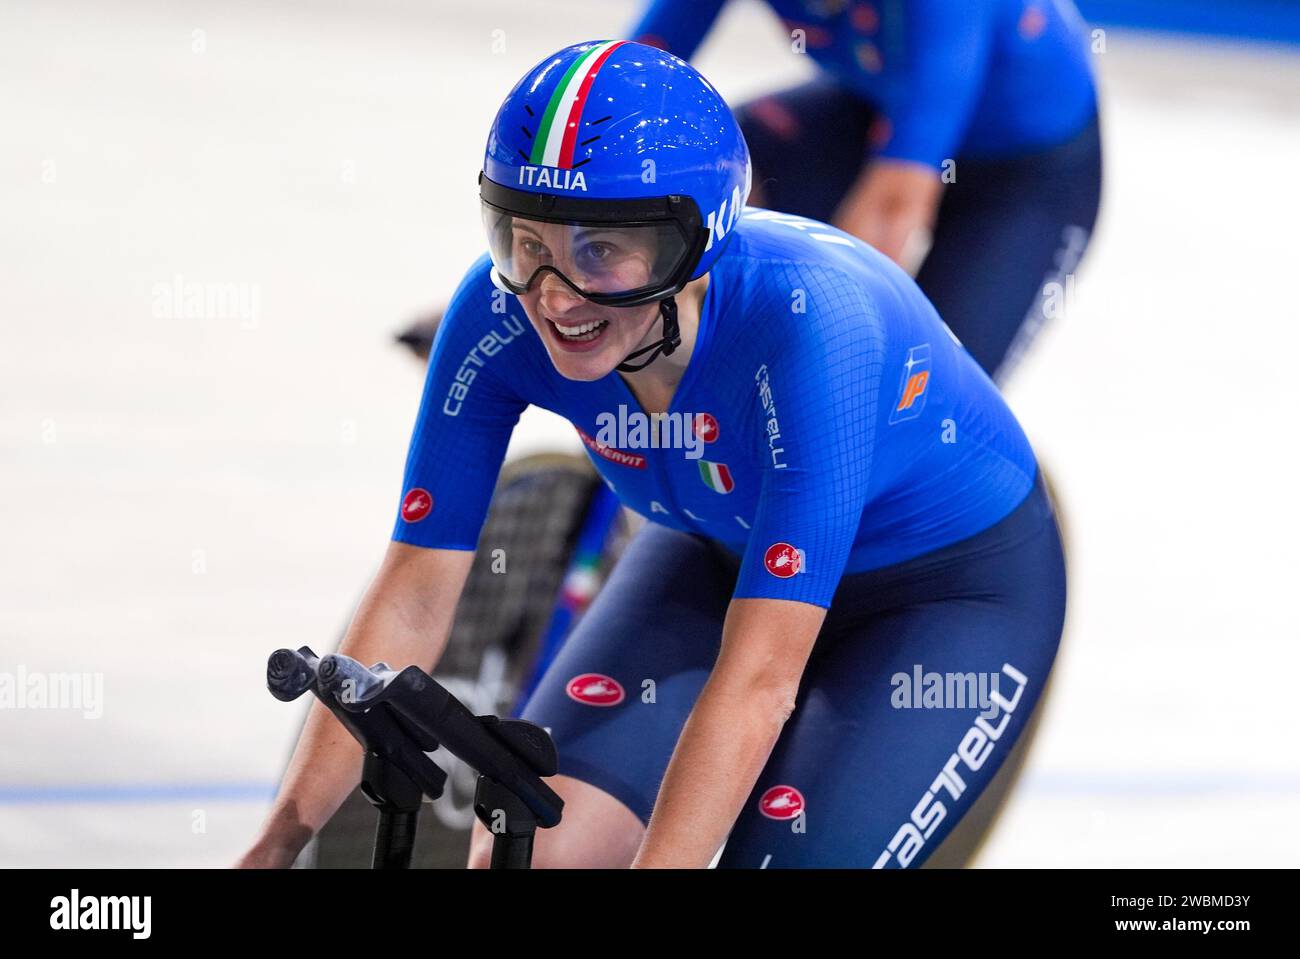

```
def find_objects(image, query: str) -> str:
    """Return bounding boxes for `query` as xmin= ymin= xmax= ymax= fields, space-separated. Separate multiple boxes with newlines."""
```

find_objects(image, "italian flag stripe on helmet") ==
xmin=530 ymin=40 xmax=627 ymax=169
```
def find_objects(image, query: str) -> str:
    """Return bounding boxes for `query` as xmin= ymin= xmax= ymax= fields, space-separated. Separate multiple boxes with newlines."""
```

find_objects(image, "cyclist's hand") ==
xmin=833 ymin=158 xmax=942 ymax=269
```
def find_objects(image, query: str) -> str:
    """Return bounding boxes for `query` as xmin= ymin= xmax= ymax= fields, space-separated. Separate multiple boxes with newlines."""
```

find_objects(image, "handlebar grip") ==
xmin=267 ymin=647 xmax=317 ymax=702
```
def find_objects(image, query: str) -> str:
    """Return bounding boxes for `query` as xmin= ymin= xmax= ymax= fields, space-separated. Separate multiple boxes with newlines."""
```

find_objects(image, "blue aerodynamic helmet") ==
xmin=479 ymin=40 xmax=752 ymax=370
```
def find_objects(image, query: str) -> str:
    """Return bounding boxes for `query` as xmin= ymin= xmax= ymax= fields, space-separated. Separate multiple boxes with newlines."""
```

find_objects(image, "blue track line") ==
xmin=0 ymin=772 xmax=1297 ymax=805
xmin=0 ymin=782 xmax=277 ymax=805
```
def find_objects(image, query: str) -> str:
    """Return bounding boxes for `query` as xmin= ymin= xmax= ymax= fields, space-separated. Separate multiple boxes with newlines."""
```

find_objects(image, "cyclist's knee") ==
xmin=465 ymin=820 xmax=493 ymax=869
xmin=465 ymin=774 xmax=644 ymax=868
xmin=467 ymin=817 xmax=638 ymax=869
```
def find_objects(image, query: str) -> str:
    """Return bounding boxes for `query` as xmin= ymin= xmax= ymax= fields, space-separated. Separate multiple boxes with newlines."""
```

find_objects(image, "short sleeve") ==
xmin=391 ymin=258 xmax=529 ymax=550
xmin=733 ymin=264 xmax=887 ymax=607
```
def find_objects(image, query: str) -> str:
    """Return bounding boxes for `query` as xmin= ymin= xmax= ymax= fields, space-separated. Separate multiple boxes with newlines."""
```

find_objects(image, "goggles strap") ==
xmin=616 ymin=297 xmax=681 ymax=373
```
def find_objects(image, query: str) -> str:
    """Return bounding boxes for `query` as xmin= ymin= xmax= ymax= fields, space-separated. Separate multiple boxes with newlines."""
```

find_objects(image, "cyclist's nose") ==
xmin=537 ymin=272 xmax=586 ymax=315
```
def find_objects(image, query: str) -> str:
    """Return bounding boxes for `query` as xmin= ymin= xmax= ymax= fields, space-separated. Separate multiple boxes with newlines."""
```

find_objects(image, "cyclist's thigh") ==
xmin=916 ymin=120 xmax=1103 ymax=382
xmin=718 ymin=479 xmax=1067 ymax=868
xmin=516 ymin=521 xmax=734 ymax=828
xmin=735 ymin=77 xmax=877 ymax=223
xmin=920 ymin=656 xmax=1058 ymax=868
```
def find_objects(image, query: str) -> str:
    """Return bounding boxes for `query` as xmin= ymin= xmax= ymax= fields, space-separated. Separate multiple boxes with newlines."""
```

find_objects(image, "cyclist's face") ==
xmin=508 ymin=219 xmax=659 ymax=295
xmin=511 ymin=219 xmax=662 ymax=381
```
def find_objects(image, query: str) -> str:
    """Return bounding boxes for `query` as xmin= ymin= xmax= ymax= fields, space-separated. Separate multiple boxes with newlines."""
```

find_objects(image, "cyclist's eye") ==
xmin=578 ymin=242 xmax=617 ymax=266
xmin=519 ymin=238 xmax=549 ymax=258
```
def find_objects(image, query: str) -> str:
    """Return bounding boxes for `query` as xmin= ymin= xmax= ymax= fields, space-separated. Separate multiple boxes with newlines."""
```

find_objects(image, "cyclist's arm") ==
xmin=633 ymin=596 xmax=824 ymax=868
xmin=238 ymin=543 xmax=473 ymax=868
xmin=634 ymin=266 xmax=886 ymax=867
xmin=239 ymin=259 xmax=528 ymax=867
xmin=629 ymin=0 xmax=729 ymax=59
xmin=872 ymin=0 xmax=997 ymax=170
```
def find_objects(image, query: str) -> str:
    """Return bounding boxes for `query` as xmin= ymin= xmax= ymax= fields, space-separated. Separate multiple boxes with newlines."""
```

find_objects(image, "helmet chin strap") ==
xmin=616 ymin=297 xmax=681 ymax=373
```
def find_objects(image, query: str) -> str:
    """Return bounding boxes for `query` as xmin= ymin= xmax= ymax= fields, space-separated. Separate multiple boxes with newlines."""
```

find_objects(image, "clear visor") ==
xmin=481 ymin=202 xmax=693 ymax=300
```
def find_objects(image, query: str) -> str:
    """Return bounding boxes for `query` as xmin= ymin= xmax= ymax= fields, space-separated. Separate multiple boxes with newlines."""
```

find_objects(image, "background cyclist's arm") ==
xmin=238 ymin=258 xmax=527 ymax=867
xmin=872 ymin=0 xmax=996 ymax=171
xmin=834 ymin=0 xmax=996 ymax=263
xmin=237 ymin=544 xmax=473 ymax=868
xmin=629 ymin=0 xmax=728 ymax=58
xmin=634 ymin=266 xmax=885 ymax=867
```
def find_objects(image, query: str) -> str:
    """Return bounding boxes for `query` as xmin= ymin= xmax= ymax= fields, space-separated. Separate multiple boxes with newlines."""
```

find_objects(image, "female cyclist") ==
xmin=239 ymin=40 xmax=1066 ymax=869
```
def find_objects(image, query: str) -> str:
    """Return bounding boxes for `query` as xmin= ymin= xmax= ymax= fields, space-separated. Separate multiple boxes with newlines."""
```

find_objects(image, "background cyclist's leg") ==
xmin=469 ymin=522 xmax=735 ymax=867
xmin=718 ymin=478 xmax=1067 ymax=868
xmin=734 ymin=77 xmax=877 ymax=219
xmin=914 ymin=119 xmax=1103 ymax=383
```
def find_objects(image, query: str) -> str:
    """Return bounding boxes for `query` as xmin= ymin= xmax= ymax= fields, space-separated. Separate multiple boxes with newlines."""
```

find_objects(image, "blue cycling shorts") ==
xmin=517 ymin=469 xmax=1068 ymax=867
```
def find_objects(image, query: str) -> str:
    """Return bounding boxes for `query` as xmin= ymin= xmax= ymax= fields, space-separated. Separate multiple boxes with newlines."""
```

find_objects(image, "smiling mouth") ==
xmin=548 ymin=317 xmax=610 ymax=343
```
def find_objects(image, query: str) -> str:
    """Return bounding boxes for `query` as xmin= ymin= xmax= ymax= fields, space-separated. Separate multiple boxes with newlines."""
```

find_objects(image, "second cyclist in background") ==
xmin=633 ymin=0 xmax=1103 ymax=383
